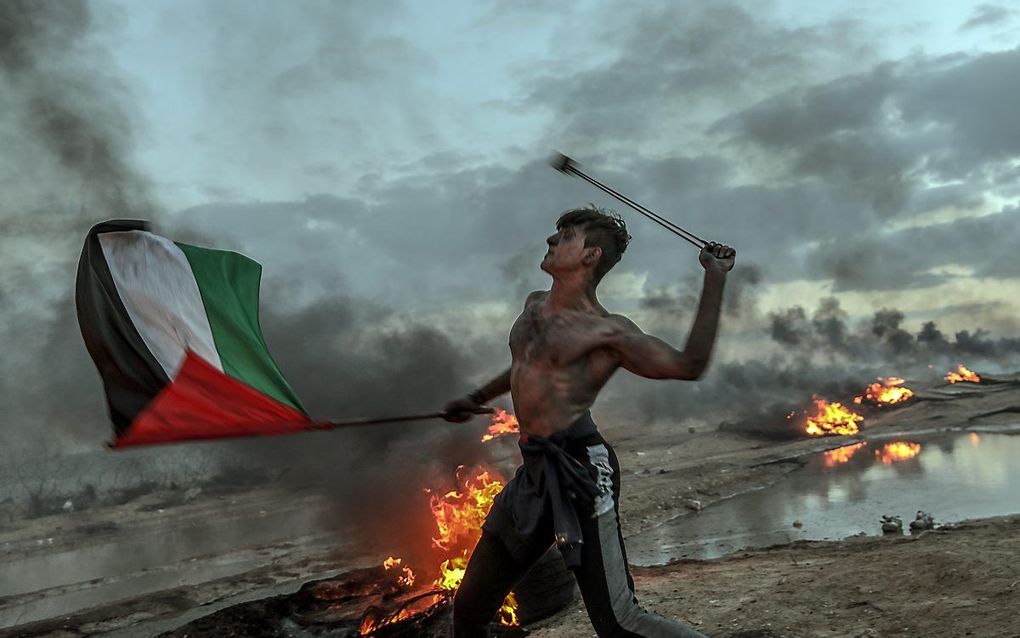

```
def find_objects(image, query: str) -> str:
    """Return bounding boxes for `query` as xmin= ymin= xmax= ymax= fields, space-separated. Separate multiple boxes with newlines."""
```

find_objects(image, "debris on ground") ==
xmin=881 ymin=514 xmax=903 ymax=533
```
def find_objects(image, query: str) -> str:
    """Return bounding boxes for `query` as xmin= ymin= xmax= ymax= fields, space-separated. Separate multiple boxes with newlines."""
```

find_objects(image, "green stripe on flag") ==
xmin=175 ymin=242 xmax=306 ymax=414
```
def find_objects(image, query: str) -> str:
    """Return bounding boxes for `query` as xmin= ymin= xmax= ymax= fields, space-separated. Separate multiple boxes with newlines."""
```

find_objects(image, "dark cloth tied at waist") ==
xmin=481 ymin=411 xmax=604 ymax=568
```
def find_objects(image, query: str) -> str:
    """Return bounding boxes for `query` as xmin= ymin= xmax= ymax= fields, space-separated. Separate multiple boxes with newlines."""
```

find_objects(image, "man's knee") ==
xmin=587 ymin=611 xmax=629 ymax=638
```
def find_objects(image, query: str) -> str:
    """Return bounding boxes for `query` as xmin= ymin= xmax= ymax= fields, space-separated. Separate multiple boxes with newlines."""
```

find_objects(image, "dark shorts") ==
xmin=454 ymin=414 xmax=710 ymax=638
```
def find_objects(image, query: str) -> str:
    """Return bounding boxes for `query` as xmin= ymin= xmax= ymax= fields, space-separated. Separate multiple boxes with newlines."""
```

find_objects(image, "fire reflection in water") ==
xmin=822 ymin=442 xmax=867 ymax=468
xmin=875 ymin=442 xmax=922 ymax=465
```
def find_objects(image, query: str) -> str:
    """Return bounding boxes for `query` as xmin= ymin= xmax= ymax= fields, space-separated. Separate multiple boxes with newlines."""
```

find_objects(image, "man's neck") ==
xmin=547 ymin=273 xmax=600 ymax=312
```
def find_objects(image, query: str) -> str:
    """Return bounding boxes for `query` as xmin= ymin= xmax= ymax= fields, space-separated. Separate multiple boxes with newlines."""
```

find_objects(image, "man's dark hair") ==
xmin=556 ymin=204 xmax=631 ymax=283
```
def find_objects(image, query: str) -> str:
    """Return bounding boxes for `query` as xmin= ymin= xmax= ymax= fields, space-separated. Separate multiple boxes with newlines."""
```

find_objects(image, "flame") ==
xmin=822 ymin=442 xmax=866 ymax=468
xmin=435 ymin=555 xmax=467 ymax=591
xmin=969 ymin=432 xmax=981 ymax=447
xmin=428 ymin=467 xmax=518 ymax=626
xmin=360 ymin=601 xmax=433 ymax=635
xmin=854 ymin=377 xmax=914 ymax=407
xmin=481 ymin=408 xmax=520 ymax=442
xmin=875 ymin=441 xmax=921 ymax=464
xmin=945 ymin=364 xmax=980 ymax=384
xmin=804 ymin=397 xmax=864 ymax=436
xmin=362 ymin=466 xmax=518 ymax=634
xmin=383 ymin=555 xmax=415 ymax=588
xmin=429 ymin=466 xmax=505 ymax=551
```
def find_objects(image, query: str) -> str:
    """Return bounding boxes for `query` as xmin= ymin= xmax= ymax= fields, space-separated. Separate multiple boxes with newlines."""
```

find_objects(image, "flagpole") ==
xmin=317 ymin=406 xmax=495 ymax=430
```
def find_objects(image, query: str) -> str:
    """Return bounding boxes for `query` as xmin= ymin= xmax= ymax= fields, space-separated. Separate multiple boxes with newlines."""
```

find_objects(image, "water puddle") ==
xmin=627 ymin=431 xmax=1020 ymax=566
xmin=0 ymin=502 xmax=357 ymax=630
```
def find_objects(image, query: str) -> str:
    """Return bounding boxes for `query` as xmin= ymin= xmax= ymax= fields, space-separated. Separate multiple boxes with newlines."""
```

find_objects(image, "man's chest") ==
xmin=509 ymin=306 xmax=615 ymax=365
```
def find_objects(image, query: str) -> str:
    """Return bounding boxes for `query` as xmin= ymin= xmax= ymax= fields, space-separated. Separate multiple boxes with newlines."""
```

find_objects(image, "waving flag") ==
xmin=76 ymin=220 xmax=312 ymax=447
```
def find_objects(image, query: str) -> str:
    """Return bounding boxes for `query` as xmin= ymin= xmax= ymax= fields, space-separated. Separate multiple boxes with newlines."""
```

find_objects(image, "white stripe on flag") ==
xmin=99 ymin=230 xmax=223 ymax=378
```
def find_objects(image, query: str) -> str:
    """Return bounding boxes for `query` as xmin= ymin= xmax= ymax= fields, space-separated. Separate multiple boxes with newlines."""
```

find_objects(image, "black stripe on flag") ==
xmin=76 ymin=220 xmax=170 ymax=436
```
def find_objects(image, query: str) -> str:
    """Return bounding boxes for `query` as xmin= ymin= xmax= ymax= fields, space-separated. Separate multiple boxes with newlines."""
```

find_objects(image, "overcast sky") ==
xmin=104 ymin=0 xmax=1020 ymax=327
xmin=2 ymin=0 xmax=1020 ymax=454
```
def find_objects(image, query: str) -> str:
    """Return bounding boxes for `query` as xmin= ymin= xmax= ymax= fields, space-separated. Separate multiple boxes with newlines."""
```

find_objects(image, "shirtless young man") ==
xmin=444 ymin=206 xmax=734 ymax=638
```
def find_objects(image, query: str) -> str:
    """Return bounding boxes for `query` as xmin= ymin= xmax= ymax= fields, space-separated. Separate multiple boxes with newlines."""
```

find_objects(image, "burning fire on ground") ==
xmin=803 ymin=397 xmax=864 ymax=436
xmin=854 ymin=377 xmax=914 ymax=407
xmin=382 ymin=556 xmax=415 ymax=588
xmin=481 ymin=408 xmax=519 ymax=442
xmin=875 ymin=441 xmax=922 ymax=464
xmin=945 ymin=364 xmax=981 ymax=384
xmin=361 ymin=465 xmax=519 ymax=634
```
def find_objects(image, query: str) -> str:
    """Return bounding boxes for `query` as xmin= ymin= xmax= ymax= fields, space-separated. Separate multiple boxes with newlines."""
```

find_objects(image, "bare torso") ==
xmin=509 ymin=291 xmax=624 ymax=437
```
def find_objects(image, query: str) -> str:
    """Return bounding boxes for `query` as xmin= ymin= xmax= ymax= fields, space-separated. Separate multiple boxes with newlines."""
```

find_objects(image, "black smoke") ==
xmin=0 ymin=0 xmax=156 ymax=456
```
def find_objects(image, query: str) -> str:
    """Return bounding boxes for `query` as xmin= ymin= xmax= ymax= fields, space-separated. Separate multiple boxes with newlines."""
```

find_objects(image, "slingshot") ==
xmin=550 ymin=152 xmax=709 ymax=250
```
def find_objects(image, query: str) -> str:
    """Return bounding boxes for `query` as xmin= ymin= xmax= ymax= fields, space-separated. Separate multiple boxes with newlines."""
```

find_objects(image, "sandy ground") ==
xmin=529 ymin=516 xmax=1020 ymax=638
xmin=5 ymin=375 xmax=1020 ymax=637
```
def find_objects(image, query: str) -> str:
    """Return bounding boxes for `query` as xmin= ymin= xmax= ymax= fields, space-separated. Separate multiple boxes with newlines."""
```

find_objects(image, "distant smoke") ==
xmin=622 ymin=269 xmax=1020 ymax=440
xmin=0 ymin=2 xmax=505 ymax=565
xmin=0 ymin=0 xmax=156 ymax=456
xmin=213 ymin=294 xmax=503 ymax=562
xmin=767 ymin=297 xmax=1020 ymax=364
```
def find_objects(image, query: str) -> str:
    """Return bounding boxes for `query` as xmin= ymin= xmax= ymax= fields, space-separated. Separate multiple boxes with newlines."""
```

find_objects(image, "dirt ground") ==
xmin=529 ymin=516 xmax=1020 ymax=638
xmin=5 ymin=375 xmax=1020 ymax=637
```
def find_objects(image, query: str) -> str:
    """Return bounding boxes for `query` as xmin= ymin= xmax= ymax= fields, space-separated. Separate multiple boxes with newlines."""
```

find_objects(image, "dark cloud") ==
xmin=523 ymin=1 xmax=872 ymax=155
xmin=802 ymin=206 xmax=1019 ymax=292
xmin=715 ymin=48 xmax=1020 ymax=217
xmin=898 ymin=48 xmax=1020 ymax=177
xmin=959 ymin=4 xmax=1016 ymax=31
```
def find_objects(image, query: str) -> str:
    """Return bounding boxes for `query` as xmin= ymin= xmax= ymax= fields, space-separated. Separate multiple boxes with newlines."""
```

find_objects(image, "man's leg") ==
xmin=572 ymin=442 xmax=709 ymax=638
xmin=453 ymin=531 xmax=548 ymax=637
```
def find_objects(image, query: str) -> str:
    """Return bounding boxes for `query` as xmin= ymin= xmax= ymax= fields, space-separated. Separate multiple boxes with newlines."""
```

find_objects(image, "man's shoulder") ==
xmin=603 ymin=313 xmax=642 ymax=333
xmin=524 ymin=290 xmax=550 ymax=305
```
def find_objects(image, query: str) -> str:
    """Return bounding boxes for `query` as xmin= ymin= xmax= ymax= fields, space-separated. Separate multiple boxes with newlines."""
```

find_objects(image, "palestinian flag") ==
xmin=76 ymin=220 xmax=314 ymax=447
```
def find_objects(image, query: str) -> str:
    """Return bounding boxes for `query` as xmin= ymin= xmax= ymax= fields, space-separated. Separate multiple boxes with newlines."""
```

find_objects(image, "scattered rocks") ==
xmin=881 ymin=515 xmax=903 ymax=533
xmin=909 ymin=510 xmax=935 ymax=531
xmin=680 ymin=498 xmax=703 ymax=512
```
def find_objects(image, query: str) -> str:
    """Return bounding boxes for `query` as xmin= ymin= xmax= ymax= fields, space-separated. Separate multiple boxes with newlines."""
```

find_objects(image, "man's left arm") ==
xmin=607 ymin=242 xmax=735 ymax=380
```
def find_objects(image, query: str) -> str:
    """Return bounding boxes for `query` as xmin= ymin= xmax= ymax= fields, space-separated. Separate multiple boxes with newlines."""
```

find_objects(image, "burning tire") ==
xmin=514 ymin=547 xmax=577 ymax=625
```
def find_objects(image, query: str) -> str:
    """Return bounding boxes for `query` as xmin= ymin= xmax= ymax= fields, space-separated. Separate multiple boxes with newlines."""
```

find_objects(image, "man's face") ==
xmin=541 ymin=224 xmax=597 ymax=275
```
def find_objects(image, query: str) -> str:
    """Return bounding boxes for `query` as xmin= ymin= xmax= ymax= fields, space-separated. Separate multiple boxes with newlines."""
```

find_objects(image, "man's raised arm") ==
xmin=608 ymin=242 xmax=735 ymax=381
xmin=442 ymin=368 xmax=511 ymax=422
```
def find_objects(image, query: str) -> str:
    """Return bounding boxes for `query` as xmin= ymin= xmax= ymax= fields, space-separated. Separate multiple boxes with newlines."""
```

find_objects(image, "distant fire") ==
xmin=822 ymin=442 xmax=866 ymax=468
xmin=875 ymin=441 xmax=921 ymax=464
xmin=854 ymin=377 xmax=914 ymax=407
xmin=804 ymin=397 xmax=864 ymax=436
xmin=481 ymin=408 xmax=519 ymax=442
xmin=945 ymin=364 xmax=981 ymax=384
